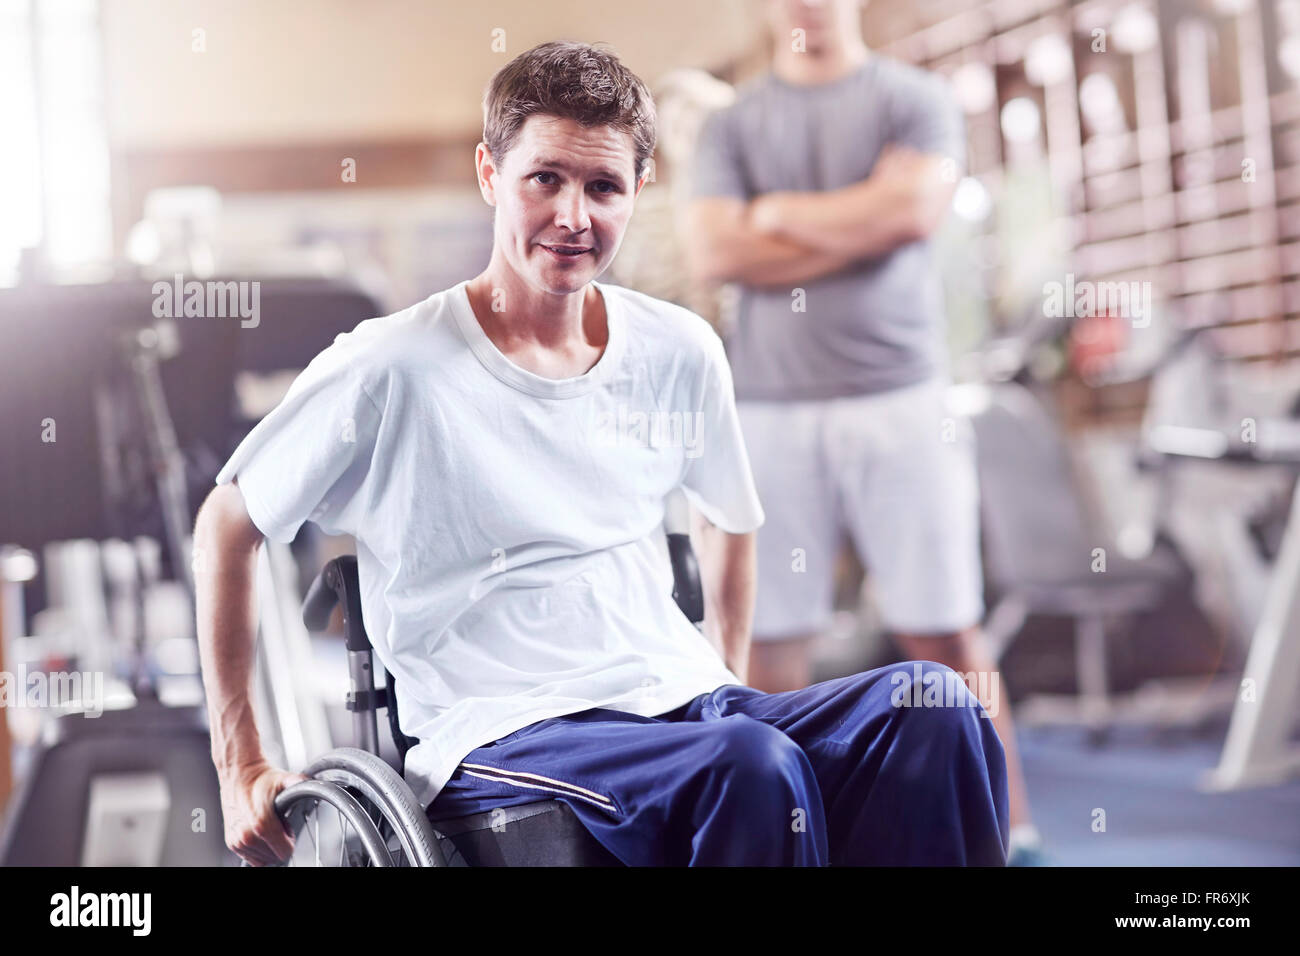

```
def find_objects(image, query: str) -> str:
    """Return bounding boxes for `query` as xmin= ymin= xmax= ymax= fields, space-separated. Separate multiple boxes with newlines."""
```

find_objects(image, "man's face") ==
xmin=477 ymin=114 xmax=646 ymax=298
xmin=767 ymin=0 xmax=865 ymax=52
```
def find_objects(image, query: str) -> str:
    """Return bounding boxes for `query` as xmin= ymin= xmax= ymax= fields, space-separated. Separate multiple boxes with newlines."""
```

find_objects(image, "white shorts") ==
xmin=737 ymin=379 xmax=984 ymax=639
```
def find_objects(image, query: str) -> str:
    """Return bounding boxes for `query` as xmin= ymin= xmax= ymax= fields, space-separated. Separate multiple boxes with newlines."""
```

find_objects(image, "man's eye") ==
xmin=533 ymin=172 xmax=557 ymax=185
xmin=593 ymin=181 xmax=618 ymax=194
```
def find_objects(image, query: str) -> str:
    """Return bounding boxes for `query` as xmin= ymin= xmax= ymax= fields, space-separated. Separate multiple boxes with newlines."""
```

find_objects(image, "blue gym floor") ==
xmin=1017 ymin=718 xmax=1300 ymax=866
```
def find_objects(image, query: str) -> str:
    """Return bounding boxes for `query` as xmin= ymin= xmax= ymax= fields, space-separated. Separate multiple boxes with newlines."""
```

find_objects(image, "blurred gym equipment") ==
xmin=967 ymin=380 xmax=1227 ymax=740
xmin=1133 ymin=332 xmax=1300 ymax=790
xmin=0 ymin=276 xmax=385 ymax=864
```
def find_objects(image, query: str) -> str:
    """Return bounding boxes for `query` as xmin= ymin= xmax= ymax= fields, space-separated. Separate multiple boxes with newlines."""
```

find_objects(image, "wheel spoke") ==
xmin=338 ymin=804 xmax=347 ymax=867
xmin=313 ymin=801 xmax=322 ymax=867
xmin=297 ymin=800 xmax=318 ymax=865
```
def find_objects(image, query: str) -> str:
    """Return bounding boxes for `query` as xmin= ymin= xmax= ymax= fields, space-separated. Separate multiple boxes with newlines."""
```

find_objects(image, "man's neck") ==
xmin=772 ymin=41 xmax=871 ymax=87
xmin=465 ymin=270 xmax=608 ymax=378
xmin=466 ymin=270 xmax=604 ymax=349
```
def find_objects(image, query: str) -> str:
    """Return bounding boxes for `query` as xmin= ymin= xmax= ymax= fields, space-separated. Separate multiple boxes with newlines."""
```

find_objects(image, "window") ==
xmin=0 ymin=0 xmax=111 ymax=285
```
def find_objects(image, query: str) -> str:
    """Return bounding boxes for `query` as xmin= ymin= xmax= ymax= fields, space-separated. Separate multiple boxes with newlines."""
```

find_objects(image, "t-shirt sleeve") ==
xmin=890 ymin=71 xmax=967 ymax=172
xmin=214 ymin=332 xmax=383 ymax=544
xmin=679 ymin=327 xmax=765 ymax=534
xmin=688 ymin=106 xmax=750 ymax=202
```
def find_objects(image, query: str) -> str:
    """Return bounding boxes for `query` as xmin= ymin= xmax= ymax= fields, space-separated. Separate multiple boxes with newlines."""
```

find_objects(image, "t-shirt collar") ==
xmin=449 ymin=278 xmax=625 ymax=399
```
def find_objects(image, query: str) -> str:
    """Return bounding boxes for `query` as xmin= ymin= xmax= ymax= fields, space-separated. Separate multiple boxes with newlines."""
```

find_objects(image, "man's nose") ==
xmin=553 ymin=185 xmax=591 ymax=234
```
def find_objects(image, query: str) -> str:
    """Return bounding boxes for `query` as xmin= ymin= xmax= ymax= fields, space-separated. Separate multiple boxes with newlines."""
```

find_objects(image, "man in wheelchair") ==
xmin=194 ymin=40 xmax=1009 ymax=866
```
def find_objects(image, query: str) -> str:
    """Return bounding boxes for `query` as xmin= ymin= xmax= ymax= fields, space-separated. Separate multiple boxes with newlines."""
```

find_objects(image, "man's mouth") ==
xmin=542 ymin=244 xmax=592 ymax=258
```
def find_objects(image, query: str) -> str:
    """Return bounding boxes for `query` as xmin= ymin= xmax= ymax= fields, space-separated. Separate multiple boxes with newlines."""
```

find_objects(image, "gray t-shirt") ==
xmin=691 ymin=56 xmax=965 ymax=400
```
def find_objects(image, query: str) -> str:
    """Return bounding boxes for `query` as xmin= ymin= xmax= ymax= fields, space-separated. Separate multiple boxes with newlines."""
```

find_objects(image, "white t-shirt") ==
xmin=215 ymin=278 xmax=766 ymax=808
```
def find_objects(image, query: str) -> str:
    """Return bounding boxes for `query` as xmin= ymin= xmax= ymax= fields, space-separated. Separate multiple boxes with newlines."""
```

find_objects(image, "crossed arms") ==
xmin=683 ymin=145 xmax=958 ymax=289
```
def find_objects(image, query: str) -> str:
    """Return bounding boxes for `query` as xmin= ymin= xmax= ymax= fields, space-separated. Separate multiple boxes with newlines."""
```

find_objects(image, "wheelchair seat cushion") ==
xmin=428 ymin=798 xmax=622 ymax=867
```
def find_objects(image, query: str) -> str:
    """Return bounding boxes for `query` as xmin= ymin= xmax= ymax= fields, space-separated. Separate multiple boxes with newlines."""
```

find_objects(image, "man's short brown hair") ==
xmin=482 ymin=40 xmax=657 ymax=183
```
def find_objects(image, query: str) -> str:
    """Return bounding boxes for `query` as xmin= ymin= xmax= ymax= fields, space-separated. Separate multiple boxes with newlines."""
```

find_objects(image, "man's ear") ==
xmin=634 ymin=161 xmax=654 ymax=199
xmin=475 ymin=143 xmax=498 ymax=207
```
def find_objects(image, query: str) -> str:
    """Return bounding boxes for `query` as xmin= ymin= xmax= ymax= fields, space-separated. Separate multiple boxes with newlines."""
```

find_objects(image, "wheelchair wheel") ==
xmin=272 ymin=778 xmax=396 ymax=867
xmin=280 ymin=747 xmax=446 ymax=867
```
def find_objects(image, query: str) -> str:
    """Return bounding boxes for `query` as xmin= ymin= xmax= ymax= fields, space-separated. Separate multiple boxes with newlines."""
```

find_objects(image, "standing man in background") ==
xmin=687 ymin=0 xmax=1046 ymax=865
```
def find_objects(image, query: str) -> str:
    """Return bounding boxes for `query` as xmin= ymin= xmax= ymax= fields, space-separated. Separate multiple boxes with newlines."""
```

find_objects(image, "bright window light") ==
xmin=0 ymin=0 xmax=111 ymax=285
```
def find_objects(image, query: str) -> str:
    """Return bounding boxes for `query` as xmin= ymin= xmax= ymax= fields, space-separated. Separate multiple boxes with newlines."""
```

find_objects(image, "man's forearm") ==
xmin=723 ymin=231 xmax=859 ymax=288
xmin=715 ymin=549 xmax=755 ymax=682
xmin=690 ymin=513 xmax=756 ymax=682
xmin=686 ymin=200 xmax=858 ymax=288
xmin=194 ymin=512 xmax=267 ymax=778
xmin=752 ymin=148 xmax=957 ymax=259
xmin=757 ymin=177 xmax=924 ymax=260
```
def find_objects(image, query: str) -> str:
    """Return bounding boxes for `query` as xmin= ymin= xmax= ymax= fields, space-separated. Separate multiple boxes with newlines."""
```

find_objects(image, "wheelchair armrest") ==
xmin=301 ymin=555 xmax=369 ymax=651
xmin=667 ymin=532 xmax=704 ymax=625
xmin=302 ymin=566 xmax=339 ymax=632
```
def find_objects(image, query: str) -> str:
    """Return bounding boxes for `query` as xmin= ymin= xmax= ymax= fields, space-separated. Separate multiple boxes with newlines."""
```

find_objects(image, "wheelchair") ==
xmin=265 ymin=510 xmax=708 ymax=867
